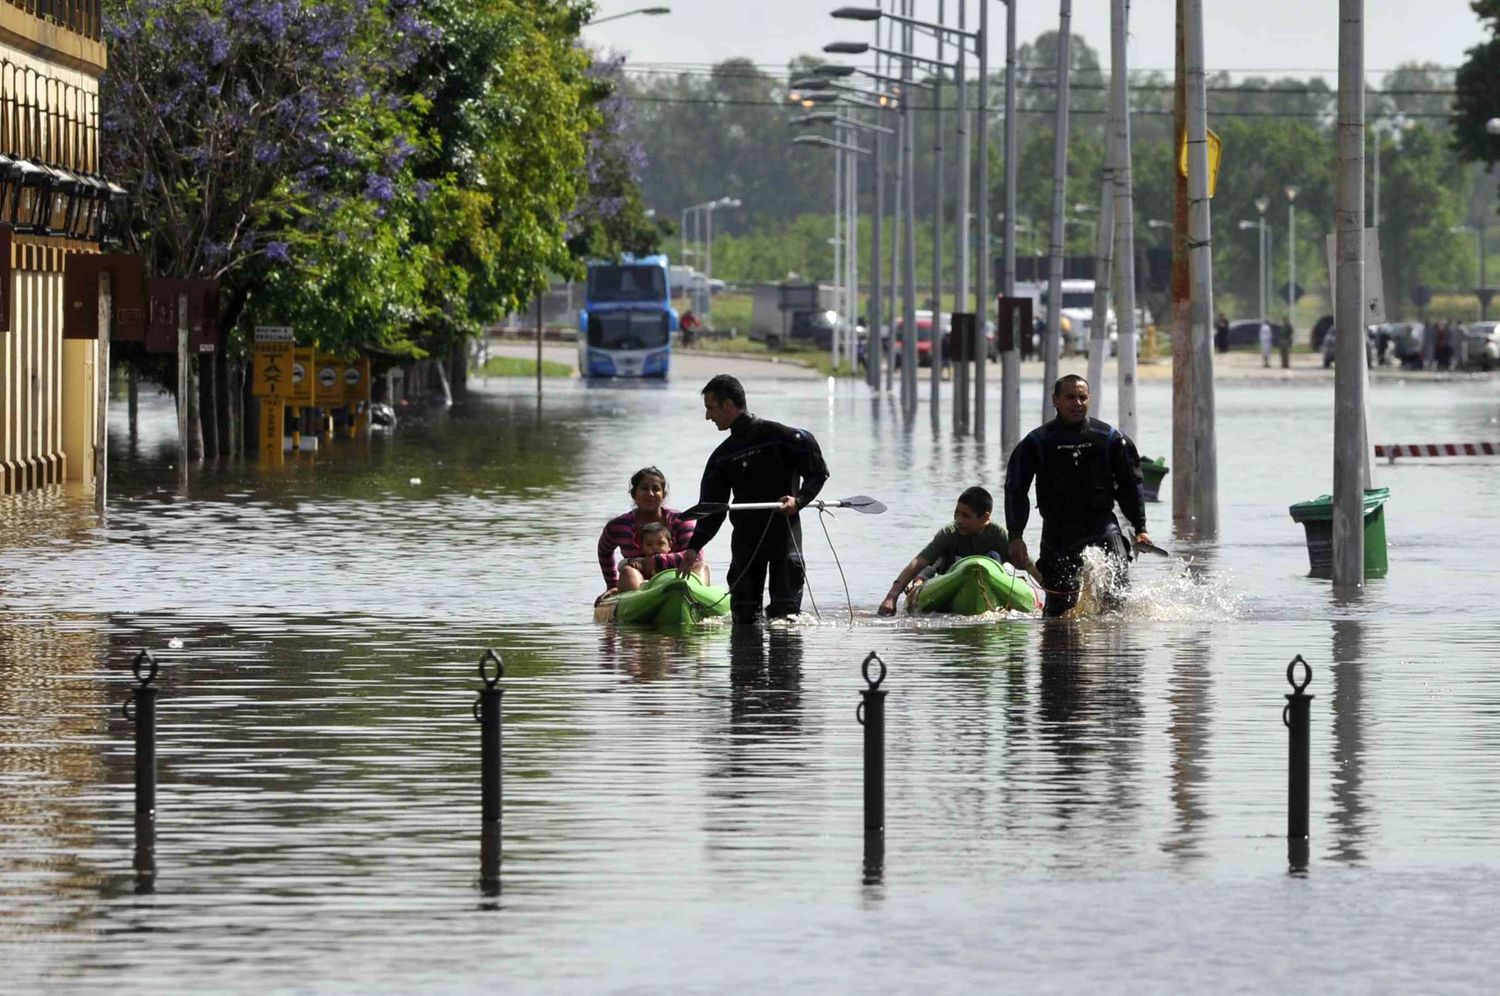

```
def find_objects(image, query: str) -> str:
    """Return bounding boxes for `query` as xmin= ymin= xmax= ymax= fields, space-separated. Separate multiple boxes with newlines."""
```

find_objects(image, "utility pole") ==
xmin=1044 ymin=0 xmax=1072 ymax=424
xmin=902 ymin=0 xmax=919 ymax=414
xmin=1111 ymin=0 xmax=1139 ymax=442
xmin=1000 ymin=0 xmax=1020 ymax=456
xmin=1088 ymin=123 xmax=1116 ymax=399
xmin=1171 ymin=0 xmax=1194 ymax=530
xmin=1287 ymin=186 xmax=1298 ymax=327
xmin=953 ymin=0 xmax=970 ymax=431
xmin=1333 ymin=0 xmax=1367 ymax=586
xmin=973 ymin=0 xmax=990 ymax=441
xmin=870 ymin=125 xmax=885 ymax=390
xmin=931 ymin=0 xmax=946 ymax=423
xmin=1183 ymin=0 xmax=1218 ymax=536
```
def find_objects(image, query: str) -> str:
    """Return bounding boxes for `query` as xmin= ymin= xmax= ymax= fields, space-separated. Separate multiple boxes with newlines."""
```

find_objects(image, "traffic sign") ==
xmin=252 ymin=341 xmax=292 ymax=396
xmin=341 ymin=358 xmax=371 ymax=404
xmin=255 ymin=325 xmax=294 ymax=343
xmin=289 ymin=347 xmax=315 ymax=406
xmin=315 ymin=353 xmax=344 ymax=406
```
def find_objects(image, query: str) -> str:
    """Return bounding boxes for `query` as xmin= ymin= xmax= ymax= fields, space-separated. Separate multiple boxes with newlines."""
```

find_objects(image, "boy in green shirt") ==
xmin=877 ymin=486 xmax=1011 ymax=615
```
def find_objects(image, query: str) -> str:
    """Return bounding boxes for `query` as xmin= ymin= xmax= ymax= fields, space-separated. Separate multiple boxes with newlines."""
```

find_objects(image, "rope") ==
xmin=815 ymin=506 xmax=855 ymax=624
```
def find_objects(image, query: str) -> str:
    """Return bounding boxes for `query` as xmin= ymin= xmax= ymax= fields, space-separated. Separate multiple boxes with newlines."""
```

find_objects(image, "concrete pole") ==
xmin=1288 ymin=191 xmax=1297 ymax=327
xmin=1333 ymin=0 xmax=1367 ymax=586
xmin=871 ymin=125 xmax=885 ymax=389
xmin=1372 ymin=126 xmax=1380 ymax=231
xmin=704 ymin=204 xmax=716 ymax=325
xmin=931 ymin=1 xmax=945 ymax=422
xmin=1185 ymin=0 xmax=1218 ymax=537
xmin=94 ymin=272 xmax=110 ymax=515
xmin=833 ymin=149 xmax=843 ymax=369
xmin=1258 ymin=216 xmax=1267 ymax=319
xmin=974 ymin=0 xmax=990 ymax=440
xmin=1170 ymin=0 xmax=1195 ymax=524
xmin=1000 ymin=0 xmax=1020 ymax=456
xmin=902 ymin=3 xmax=919 ymax=414
xmin=1088 ymin=131 xmax=1116 ymax=399
xmin=954 ymin=0 xmax=970 ymax=430
xmin=1044 ymin=0 xmax=1073 ymax=424
xmin=1111 ymin=0 xmax=1139 ymax=442
xmin=850 ymin=144 xmax=860 ymax=372
xmin=889 ymin=111 xmax=901 ymax=393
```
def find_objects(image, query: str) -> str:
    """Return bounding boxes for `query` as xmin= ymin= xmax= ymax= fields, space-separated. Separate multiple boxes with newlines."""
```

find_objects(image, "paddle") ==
xmin=679 ymin=495 xmax=887 ymax=520
xmin=1135 ymin=538 xmax=1173 ymax=558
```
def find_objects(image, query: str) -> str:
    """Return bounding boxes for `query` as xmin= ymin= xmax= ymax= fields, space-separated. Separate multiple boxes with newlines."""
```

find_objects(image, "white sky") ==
xmin=582 ymin=1 xmax=1488 ymax=81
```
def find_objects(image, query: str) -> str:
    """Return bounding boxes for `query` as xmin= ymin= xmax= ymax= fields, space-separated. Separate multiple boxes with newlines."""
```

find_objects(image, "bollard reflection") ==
xmin=479 ymin=820 xmax=502 ymax=899
xmin=133 ymin=812 xmax=156 ymax=894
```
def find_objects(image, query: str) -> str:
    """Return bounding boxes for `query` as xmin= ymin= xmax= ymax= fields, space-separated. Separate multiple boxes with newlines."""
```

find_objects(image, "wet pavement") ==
xmin=3 ymin=364 xmax=1500 ymax=993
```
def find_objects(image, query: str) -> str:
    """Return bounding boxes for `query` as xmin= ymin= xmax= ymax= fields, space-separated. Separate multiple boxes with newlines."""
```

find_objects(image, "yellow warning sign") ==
xmin=259 ymin=397 xmax=285 ymax=464
xmin=1178 ymin=128 xmax=1223 ymax=198
xmin=252 ymin=342 xmax=292 ymax=397
xmin=314 ymin=352 xmax=344 ymax=407
xmin=288 ymin=347 xmax=315 ymax=407
xmin=342 ymin=358 xmax=371 ymax=405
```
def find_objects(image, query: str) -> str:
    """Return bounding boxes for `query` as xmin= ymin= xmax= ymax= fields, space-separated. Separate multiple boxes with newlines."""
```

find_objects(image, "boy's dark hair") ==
xmin=640 ymin=521 xmax=671 ymax=540
xmin=1052 ymin=373 xmax=1088 ymax=397
xmin=702 ymin=374 xmax=746 ymax=409
xmin=957 ymin=485 xmax=993 ymax=517
xmin=630 ymin=466 xmax=667 ymax=495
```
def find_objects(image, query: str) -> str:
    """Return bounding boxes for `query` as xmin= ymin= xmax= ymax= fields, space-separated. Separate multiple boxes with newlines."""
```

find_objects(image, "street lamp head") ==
xmin=793 ymin=135 xmax=834 ymax=149
xmin=1072 ymin=202 xmax=1097 ymax=214
xmin=823 ymin=41 xmax=870 ymax=55
xmin=814 ymin=64 xmax=857 ymax=78
xmin=1487 ymin=118 xmax=1500 ymax=136
xmin=1285 ymin=185 xmax=1298 ymax=202
xmin=1146 ymin=219 xmax=1170 ymax=229
xmin=789 ymin=112 xmax=838 ymax=126
xmin=721 ymin=198 xmax=742 ymax=208
xmin=831 ymin=6 xmax=882 ymax=20
xmin=1238 ymin=220 xmax=1258 ymax=230
xmin=801 ymin=92 xmax=839 ymax=106
xmin=1254 ymin=197 xmax=1269 ymax=215
xmin=790 ymin=77 xmax=831 ymax=91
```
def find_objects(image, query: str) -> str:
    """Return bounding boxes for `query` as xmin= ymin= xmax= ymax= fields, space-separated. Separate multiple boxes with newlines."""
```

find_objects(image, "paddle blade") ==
xmin=1137 ymin=539 xmax=1172 ymax=557
xmin=679 ymin=502 xmax=729 ymax=520
xmin=832 ymin=495 xmax=887 ymax=514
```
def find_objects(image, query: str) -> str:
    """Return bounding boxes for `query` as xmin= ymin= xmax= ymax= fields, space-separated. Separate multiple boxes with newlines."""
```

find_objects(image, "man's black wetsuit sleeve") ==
xmin=789 ymin=427 xmax=830 ymax=508
xmin=1004 ymin=434 xmax=1039 ymax=538
xmin=1112 ymin=431 xmax=1147 ymax=535
xmin=688 ymin=447 xmax=731 ymax=551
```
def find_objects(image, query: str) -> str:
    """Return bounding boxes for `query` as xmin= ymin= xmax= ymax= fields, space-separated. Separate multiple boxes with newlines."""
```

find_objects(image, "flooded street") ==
xmin=5 ymin=364 xmax=1500 ymax=993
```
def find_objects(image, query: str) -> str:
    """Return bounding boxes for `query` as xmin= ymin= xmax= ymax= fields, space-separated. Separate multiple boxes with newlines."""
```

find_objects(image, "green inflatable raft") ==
xmin=593 ymin=570 xmax=732 ymax=627
xmin=910 ymin=555 xmax=1037 ymax=615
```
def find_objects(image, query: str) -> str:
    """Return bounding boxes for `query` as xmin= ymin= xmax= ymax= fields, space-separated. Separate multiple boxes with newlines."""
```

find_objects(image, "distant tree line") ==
xmin=626 ymin=29 xmax=1498 ymax=321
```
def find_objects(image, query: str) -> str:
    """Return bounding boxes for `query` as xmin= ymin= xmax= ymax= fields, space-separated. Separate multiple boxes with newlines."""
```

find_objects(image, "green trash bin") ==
xmin=1140 ymin=456 xmax=1169 ymax=503
xmin=1287 ymin=487 xmax=1390 ymax=579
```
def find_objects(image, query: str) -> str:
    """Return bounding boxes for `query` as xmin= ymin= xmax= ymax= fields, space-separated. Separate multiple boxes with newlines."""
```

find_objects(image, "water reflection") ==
xmin=1162 ymin=627 xmax=1214 ymax=863
xmin=1328 ymin=619 xmax=1369 ymax=864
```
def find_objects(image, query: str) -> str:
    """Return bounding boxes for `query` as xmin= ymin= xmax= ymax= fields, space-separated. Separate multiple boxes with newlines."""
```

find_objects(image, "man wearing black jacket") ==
xmin=680 ymin=374 xmax=829 ymax=625
xmin=1004 ymin=374 xmax=1151 ymax=617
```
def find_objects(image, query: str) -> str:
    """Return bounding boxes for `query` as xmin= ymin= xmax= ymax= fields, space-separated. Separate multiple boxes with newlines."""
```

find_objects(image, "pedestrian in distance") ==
xmin=1214 ymin=312 xmax=1230 ymax=353
xmin=1258 ymin=318 xmax=1274 ymax=367
xmin=679 ymin=374 xmax=829 ymax=625
xmin=1004 ymin=374 xmax=1151 ymax=618
xmin=1280 ymin=316 xmax=1293 ymax=368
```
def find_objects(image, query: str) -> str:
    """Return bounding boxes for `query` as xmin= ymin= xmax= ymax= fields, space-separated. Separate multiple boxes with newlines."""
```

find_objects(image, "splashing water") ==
xmin=1070 ymin=545 xmax=1244 ymax=622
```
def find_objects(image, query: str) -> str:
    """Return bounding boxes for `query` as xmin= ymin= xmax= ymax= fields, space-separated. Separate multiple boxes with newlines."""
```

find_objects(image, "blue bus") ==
xmin=577 ymin=254 xmax=678 ymax=378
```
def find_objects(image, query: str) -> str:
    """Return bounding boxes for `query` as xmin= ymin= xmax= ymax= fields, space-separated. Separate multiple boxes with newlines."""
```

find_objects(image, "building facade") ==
xmin=0 ymin=1 xmax=109 ymax=497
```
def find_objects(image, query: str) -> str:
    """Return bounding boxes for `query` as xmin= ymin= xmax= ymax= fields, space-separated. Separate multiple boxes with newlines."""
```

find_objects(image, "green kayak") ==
xmin=910 ymin=555 xmax=1036 ymax=615
xmin=594 ymin=570 xmax=731 ymax=627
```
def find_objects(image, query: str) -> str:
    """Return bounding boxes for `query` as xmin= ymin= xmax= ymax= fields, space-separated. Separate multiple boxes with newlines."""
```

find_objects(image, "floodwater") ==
xmin=4 ymin=362 xmax=1500 ymax=994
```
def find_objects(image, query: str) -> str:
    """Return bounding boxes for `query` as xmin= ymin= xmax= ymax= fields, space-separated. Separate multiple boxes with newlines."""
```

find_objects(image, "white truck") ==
xmin=1026 ymin=279 xmax=1117 ymax=355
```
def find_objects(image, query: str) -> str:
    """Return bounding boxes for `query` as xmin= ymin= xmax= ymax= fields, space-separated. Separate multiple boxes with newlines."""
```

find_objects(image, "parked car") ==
xmin=1225 ymin=318 xmax=1267 ymax=350
xmin=1463 ymin=321 xmax=1500 ymax=371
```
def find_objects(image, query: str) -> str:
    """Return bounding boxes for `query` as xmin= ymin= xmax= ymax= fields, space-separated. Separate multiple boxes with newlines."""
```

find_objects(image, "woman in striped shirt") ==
xmin=596 ymin=466 xmax=710 ymax=600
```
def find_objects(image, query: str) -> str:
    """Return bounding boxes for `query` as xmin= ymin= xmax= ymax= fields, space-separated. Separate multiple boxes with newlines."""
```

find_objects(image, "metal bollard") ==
xmin=124 ymin=649 xmax=160 ymax=892
xmin=123 ymin=649 xmax=160 ymax=818
xmin=474 ymin=649 xmax=504 ymax=893
xmin=857 ymin=652 xmax=887 ymax=834
xmin=1283 ymin=654 xmax=1314 ymax=840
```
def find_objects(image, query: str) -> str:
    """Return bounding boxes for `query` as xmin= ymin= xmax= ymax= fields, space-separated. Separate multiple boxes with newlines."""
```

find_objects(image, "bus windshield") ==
xmin=587 ymin=264 xmax=666 ymax=303
xmin=1061 ymin=291 xmax=1094 ymax=309
xmin=588 ymin=311 xmax=669 ymax=350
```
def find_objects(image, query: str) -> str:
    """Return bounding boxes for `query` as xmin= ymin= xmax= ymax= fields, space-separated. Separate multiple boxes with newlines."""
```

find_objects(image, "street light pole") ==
xmin=1044 ymin=0 xmax=1073 ymax=425
xmin=1332 ymin=0 xmax=1367 ymax=586
xmin=584 ymin=5 xmax=671 ymax=26
xmin=1255 ymin=196 xmax=1269 ymax=319
xmin=973 ymin=0 xmax=989 ymax=440
xmin=1287 ymin=185 xmax=1298 ymax=328
xmin=953 ymin=0 xmax=970 ymax=431
xmin=1110 ymin=0 xmax=1139 ymax=442
xmin=930 ymin=0 xmax=945 ymax=424
xmin=1001 ymin=0 xmax=1019 ymax=456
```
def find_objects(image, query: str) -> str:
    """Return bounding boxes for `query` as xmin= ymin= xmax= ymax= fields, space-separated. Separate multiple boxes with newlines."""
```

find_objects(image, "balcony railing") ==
xmin=4 ymin=0 xmax=103 ymax=42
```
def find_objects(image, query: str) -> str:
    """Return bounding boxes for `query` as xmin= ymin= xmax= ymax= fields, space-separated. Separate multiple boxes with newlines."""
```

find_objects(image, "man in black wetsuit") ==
xmin=1004 ymin=374 xmax=1151 ymax=617
xmin=679 ymin=374 xmax=829 ymax=625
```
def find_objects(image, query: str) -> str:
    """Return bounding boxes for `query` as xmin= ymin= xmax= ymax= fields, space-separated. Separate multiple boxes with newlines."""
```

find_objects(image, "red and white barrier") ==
xmin=1375 ymin=442 xmax=1500 ymax=461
